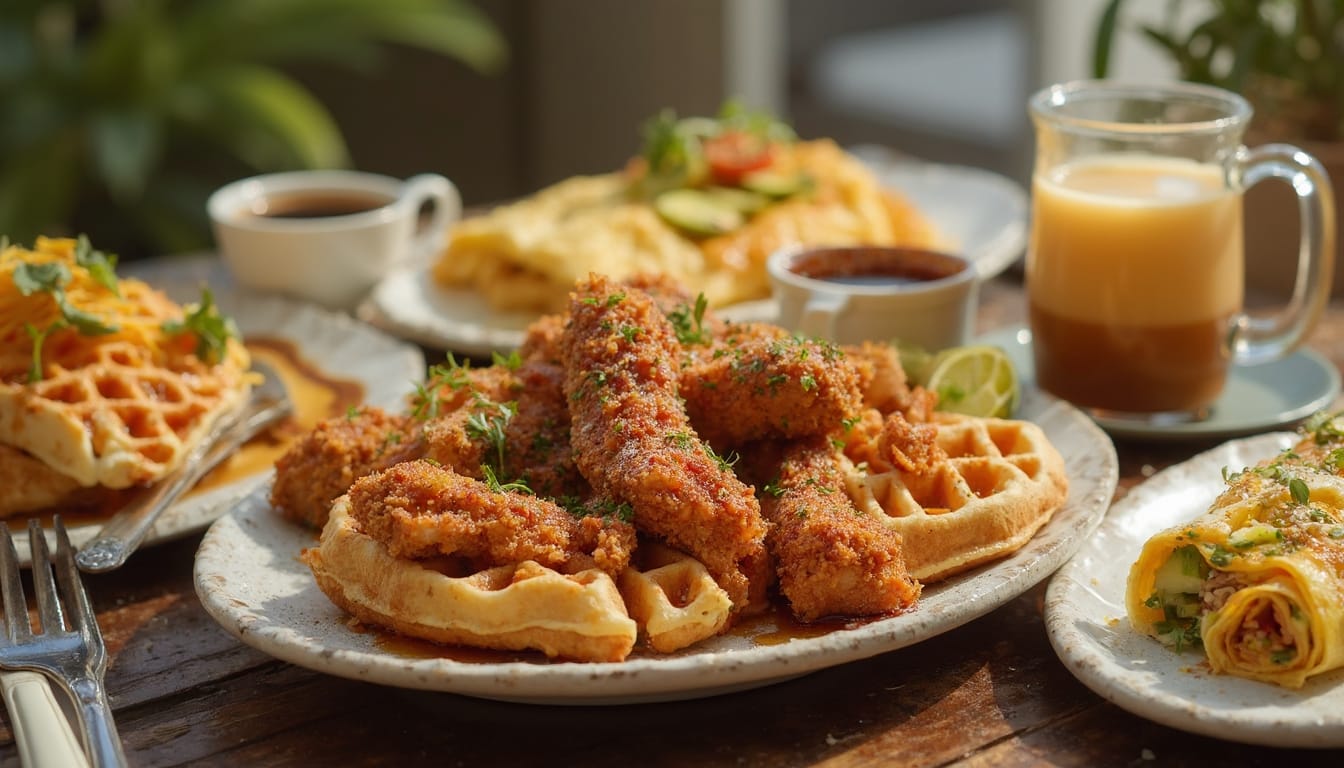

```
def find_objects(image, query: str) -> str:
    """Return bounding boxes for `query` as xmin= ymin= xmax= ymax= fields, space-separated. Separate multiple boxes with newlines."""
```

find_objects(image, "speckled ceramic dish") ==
xmin=14 ymin=263 xmax=425 ymax=564
xmin=194 ymin=386 xmax=1116 ymax=705
xmin=1045 ymin=432 xmax=1344 ymax=748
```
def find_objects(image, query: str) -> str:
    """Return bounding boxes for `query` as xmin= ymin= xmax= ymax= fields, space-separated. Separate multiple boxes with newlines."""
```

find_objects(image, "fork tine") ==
xmin=52 ymin=518 xmax=99 ymax=651
xmin=28 ymin=519 xmax=66 ymax=636
xmin=0 ymin=523 xmax=31 ymax=644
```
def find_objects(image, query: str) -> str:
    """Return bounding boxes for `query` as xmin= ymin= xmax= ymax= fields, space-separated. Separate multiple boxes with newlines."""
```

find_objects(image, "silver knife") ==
xmin=75 ymin=361 xmax=293 ymax=573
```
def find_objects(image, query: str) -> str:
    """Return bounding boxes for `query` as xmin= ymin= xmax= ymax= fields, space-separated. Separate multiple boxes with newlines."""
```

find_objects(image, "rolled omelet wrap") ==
xmin=1127 ymin=457 xmax=1344 ymax=688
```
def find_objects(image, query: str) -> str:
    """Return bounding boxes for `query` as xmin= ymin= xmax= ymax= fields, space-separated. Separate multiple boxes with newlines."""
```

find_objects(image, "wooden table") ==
xmin=4 ymin=277 xmax=1343 ymax=767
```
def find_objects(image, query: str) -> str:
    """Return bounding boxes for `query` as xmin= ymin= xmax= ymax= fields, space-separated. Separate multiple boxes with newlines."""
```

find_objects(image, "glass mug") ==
xmin=1027 ymin=80 xmax=1335 ymax=422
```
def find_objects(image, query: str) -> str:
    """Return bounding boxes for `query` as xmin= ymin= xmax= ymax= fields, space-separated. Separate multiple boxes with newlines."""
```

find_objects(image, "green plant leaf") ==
xmin=0 ymin=130 xmax=82 ymax=246
xmin=90 ymin=111 xmax=162 ymax=203
xmin=1092 ymin=0 xmax=1126 ymax=78
xmin=365 ymin=4 xmax=507 ymax=74
xmin=181 ymin=66 xmax=349 ymax=170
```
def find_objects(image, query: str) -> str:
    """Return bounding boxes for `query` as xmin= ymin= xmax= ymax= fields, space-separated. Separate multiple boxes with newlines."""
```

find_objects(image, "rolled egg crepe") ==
xmin=1127 ymin=418 xmax=1344 ymax=688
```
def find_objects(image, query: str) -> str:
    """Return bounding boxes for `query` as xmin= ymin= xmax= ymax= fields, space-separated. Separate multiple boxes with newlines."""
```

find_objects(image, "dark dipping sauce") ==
xmin=251 ymin=190 xmax=393 ymax=219
xmin=790 ymin=246 xmax=966 ymax=287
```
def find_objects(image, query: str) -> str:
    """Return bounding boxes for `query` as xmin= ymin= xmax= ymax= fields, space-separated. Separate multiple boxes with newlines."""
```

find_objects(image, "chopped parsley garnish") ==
xmin=800 ymin=373 xmax=817 ymax=392
xmin=762 ymin=480 xmax=786 ymax=498
xmin=1289 ymin=477 xmax=1311 ymax=505
xmin=667 ymin=294 xmax=711 ymax=345
xmin=480 ymin=464 xmax=532 ymax=495
xmin=1154 ymin=618 xmax=1202 ymax=652
xmin=465 ymin=398 xmax=517 ymax=475
xmin=410 ymin=354 xmax=473 ymax=420
xmin=491 ymin=350 xmax=523 ymax=370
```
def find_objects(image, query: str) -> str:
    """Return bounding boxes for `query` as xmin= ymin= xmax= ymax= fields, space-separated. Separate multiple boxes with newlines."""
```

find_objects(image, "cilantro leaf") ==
xmin=74 ymin=234 xmax=120 ymax=296
xmin=55 ymin=294 xmax=118 ymax=335
xmin=162 ymin=287 xmax=238 ymax=364
xmin=24 ymin=320 xmax=68 ymax=383
xmin=13 ymin=262 xmax=70 ymax=296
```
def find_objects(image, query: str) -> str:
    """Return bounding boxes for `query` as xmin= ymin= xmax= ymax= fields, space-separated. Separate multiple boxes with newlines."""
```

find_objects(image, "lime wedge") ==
xmin=921 ymin=345 xmax=1019 ymax=418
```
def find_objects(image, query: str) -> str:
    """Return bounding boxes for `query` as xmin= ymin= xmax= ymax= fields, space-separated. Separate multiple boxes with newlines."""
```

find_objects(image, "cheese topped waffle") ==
xmin=0 ymin=237 xmax=251 ymax=514
xmin=845 ymin=413 xmax=1069 ymax=582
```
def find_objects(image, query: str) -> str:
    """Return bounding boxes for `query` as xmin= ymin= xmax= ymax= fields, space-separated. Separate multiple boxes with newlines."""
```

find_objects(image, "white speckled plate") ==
xmin=1045 ymin=432 xmax=1344 ymax=748
xmin=194 ymin=386 xmax=1115 ymax=705
xmin=14 ymin=256 xmax=425 ymax=564
xmin=355 ymin=153 xmax=1027 ymax=356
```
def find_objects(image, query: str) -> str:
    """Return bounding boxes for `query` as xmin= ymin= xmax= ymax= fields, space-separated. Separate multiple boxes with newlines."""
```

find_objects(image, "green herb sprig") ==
xmin=162 ymin=287 xmax=237 ymax=365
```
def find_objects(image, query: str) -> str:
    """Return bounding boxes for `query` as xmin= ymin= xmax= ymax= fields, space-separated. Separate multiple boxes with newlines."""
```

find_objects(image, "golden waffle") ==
xmin=844 ymin=413 xmax=1068 ymax=582
xmin=617 ymin=542 xmax=733 ymax=653
xmin=305 ymin=496 xmax=638 ymax=663
xmin=0 ymin=339 xmax=250 ymax=493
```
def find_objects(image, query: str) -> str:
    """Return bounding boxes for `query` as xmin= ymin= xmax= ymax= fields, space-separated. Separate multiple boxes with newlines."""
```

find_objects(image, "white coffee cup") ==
xmin=208 ymin=170 xmax=461 ymax=310
xmin=767 ymin=245 xmax=979 ymax=351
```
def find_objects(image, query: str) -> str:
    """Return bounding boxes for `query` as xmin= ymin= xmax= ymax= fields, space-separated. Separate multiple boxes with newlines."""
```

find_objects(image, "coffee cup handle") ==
xmin=1229 ymin=144 xmax=1335 ymax=365
xmin=798 ymin=291 xmax=848 ymax=341
xmin=399 ymin=173 xmax=462 ymax=266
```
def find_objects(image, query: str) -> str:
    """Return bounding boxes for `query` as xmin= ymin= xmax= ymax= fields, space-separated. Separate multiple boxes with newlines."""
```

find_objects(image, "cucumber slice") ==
xmin=654 ymin=189 xmax=744 ymax=236
xmin=704 ymin=186 xmax=770 ymax=215
xmin=741 ymin=170 xmax=805 ymax=198
xmin=1153 ymin=545 xmax=1208 ymax=596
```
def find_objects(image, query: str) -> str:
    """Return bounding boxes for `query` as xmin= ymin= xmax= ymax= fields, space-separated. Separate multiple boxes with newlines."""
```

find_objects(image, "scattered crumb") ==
xmin=1140 ymin=748 xmax=1156 ymax=760
xmin=825 ymin=734 xmax=839 ymax=746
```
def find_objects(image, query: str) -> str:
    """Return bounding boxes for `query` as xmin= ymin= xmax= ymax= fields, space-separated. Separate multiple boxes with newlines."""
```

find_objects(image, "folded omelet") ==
xmin=1127 ymin=415 xmax=1344 ymax=687
xmin=433 ymin=139 xmax=941 ymax=313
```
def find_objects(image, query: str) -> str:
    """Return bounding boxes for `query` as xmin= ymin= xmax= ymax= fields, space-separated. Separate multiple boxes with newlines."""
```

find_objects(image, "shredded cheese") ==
xmin=0 ymin=237 xmax=204 ymax=382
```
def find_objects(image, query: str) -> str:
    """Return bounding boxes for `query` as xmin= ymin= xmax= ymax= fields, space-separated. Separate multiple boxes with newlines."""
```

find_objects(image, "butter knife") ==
xmin=75 ymin=362 xmax=293 ymax=573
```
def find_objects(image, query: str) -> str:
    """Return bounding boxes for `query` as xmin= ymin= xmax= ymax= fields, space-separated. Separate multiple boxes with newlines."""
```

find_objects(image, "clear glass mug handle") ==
xmin=1230 ymin=143 xmax=1336 ymax=364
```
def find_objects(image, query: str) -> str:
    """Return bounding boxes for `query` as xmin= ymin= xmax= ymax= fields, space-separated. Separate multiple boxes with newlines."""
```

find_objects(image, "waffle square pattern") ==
xmin=845 ymin=413 xmax=1069 ymax=582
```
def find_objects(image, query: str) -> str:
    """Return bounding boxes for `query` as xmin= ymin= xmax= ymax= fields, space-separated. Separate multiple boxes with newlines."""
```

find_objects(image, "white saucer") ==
xmin=977 ymin=326 xmax=1341 ymax=441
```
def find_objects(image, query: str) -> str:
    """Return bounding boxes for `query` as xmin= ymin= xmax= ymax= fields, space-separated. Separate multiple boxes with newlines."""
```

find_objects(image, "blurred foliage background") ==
xmin=0 ymin=0 xmax=505 ymax=259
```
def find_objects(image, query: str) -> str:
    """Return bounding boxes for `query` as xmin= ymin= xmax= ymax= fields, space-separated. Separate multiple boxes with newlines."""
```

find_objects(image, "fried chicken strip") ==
xmin=562 ymin=274 xmax=768 ymax=608
xmin=681 ymin=329 xmax=862 ymax=447
xmin=271 ymin=405 xmax=424 ymax=529
xmin=348 ymin=459 xmax=635 ymax=578
xmin=421 ymin=359 xmax=588 ymax=501
xmin=764 ymin=435 xmax=920 ymax=622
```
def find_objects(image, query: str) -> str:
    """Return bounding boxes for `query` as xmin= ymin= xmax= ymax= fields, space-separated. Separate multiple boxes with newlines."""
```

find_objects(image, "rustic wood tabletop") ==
xmin=3 ymin=275 xmax=1343 ymax=767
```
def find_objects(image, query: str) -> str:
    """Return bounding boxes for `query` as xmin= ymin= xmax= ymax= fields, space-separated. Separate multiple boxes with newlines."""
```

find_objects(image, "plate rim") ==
xmin=1043 ymin=431 xmax=1344 ymax=748
xmin=193 ymin=387 xmax=1117 ymax=705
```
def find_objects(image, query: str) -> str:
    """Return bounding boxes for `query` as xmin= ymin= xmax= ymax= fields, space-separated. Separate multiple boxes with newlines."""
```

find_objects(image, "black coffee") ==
xmin=255 ymin=191 xmax=392 ymax=219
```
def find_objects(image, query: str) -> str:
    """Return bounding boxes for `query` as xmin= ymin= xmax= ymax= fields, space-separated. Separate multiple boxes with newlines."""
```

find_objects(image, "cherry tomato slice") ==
xmin=703 ymin=131 xmax=774 ymax=185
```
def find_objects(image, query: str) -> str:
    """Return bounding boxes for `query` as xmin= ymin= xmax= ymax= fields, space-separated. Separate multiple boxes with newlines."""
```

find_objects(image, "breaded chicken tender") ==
xmin=348 ymin=459 xmax=635 ymax=578
xmin=843 ymin=342 xmax=911 ymax=414
xmin=562 ymin=274 xmax=768 ymax=608
xmin=271 ymin=405 xmax=424 ymax=529
xmin=763 ymin=435 xmax=920 ymax=622
xmin=421 ymin=359 xmax=588 ymax=501
xmin=681 ymin=331 xmax=862 ymax=447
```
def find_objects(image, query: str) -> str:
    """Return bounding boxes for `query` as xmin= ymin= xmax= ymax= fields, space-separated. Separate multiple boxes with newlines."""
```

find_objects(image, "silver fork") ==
xmin=77 ymin=358 xmax=294 ymax=573
xmin=0 ymin=518 xmax=127 ymax=767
